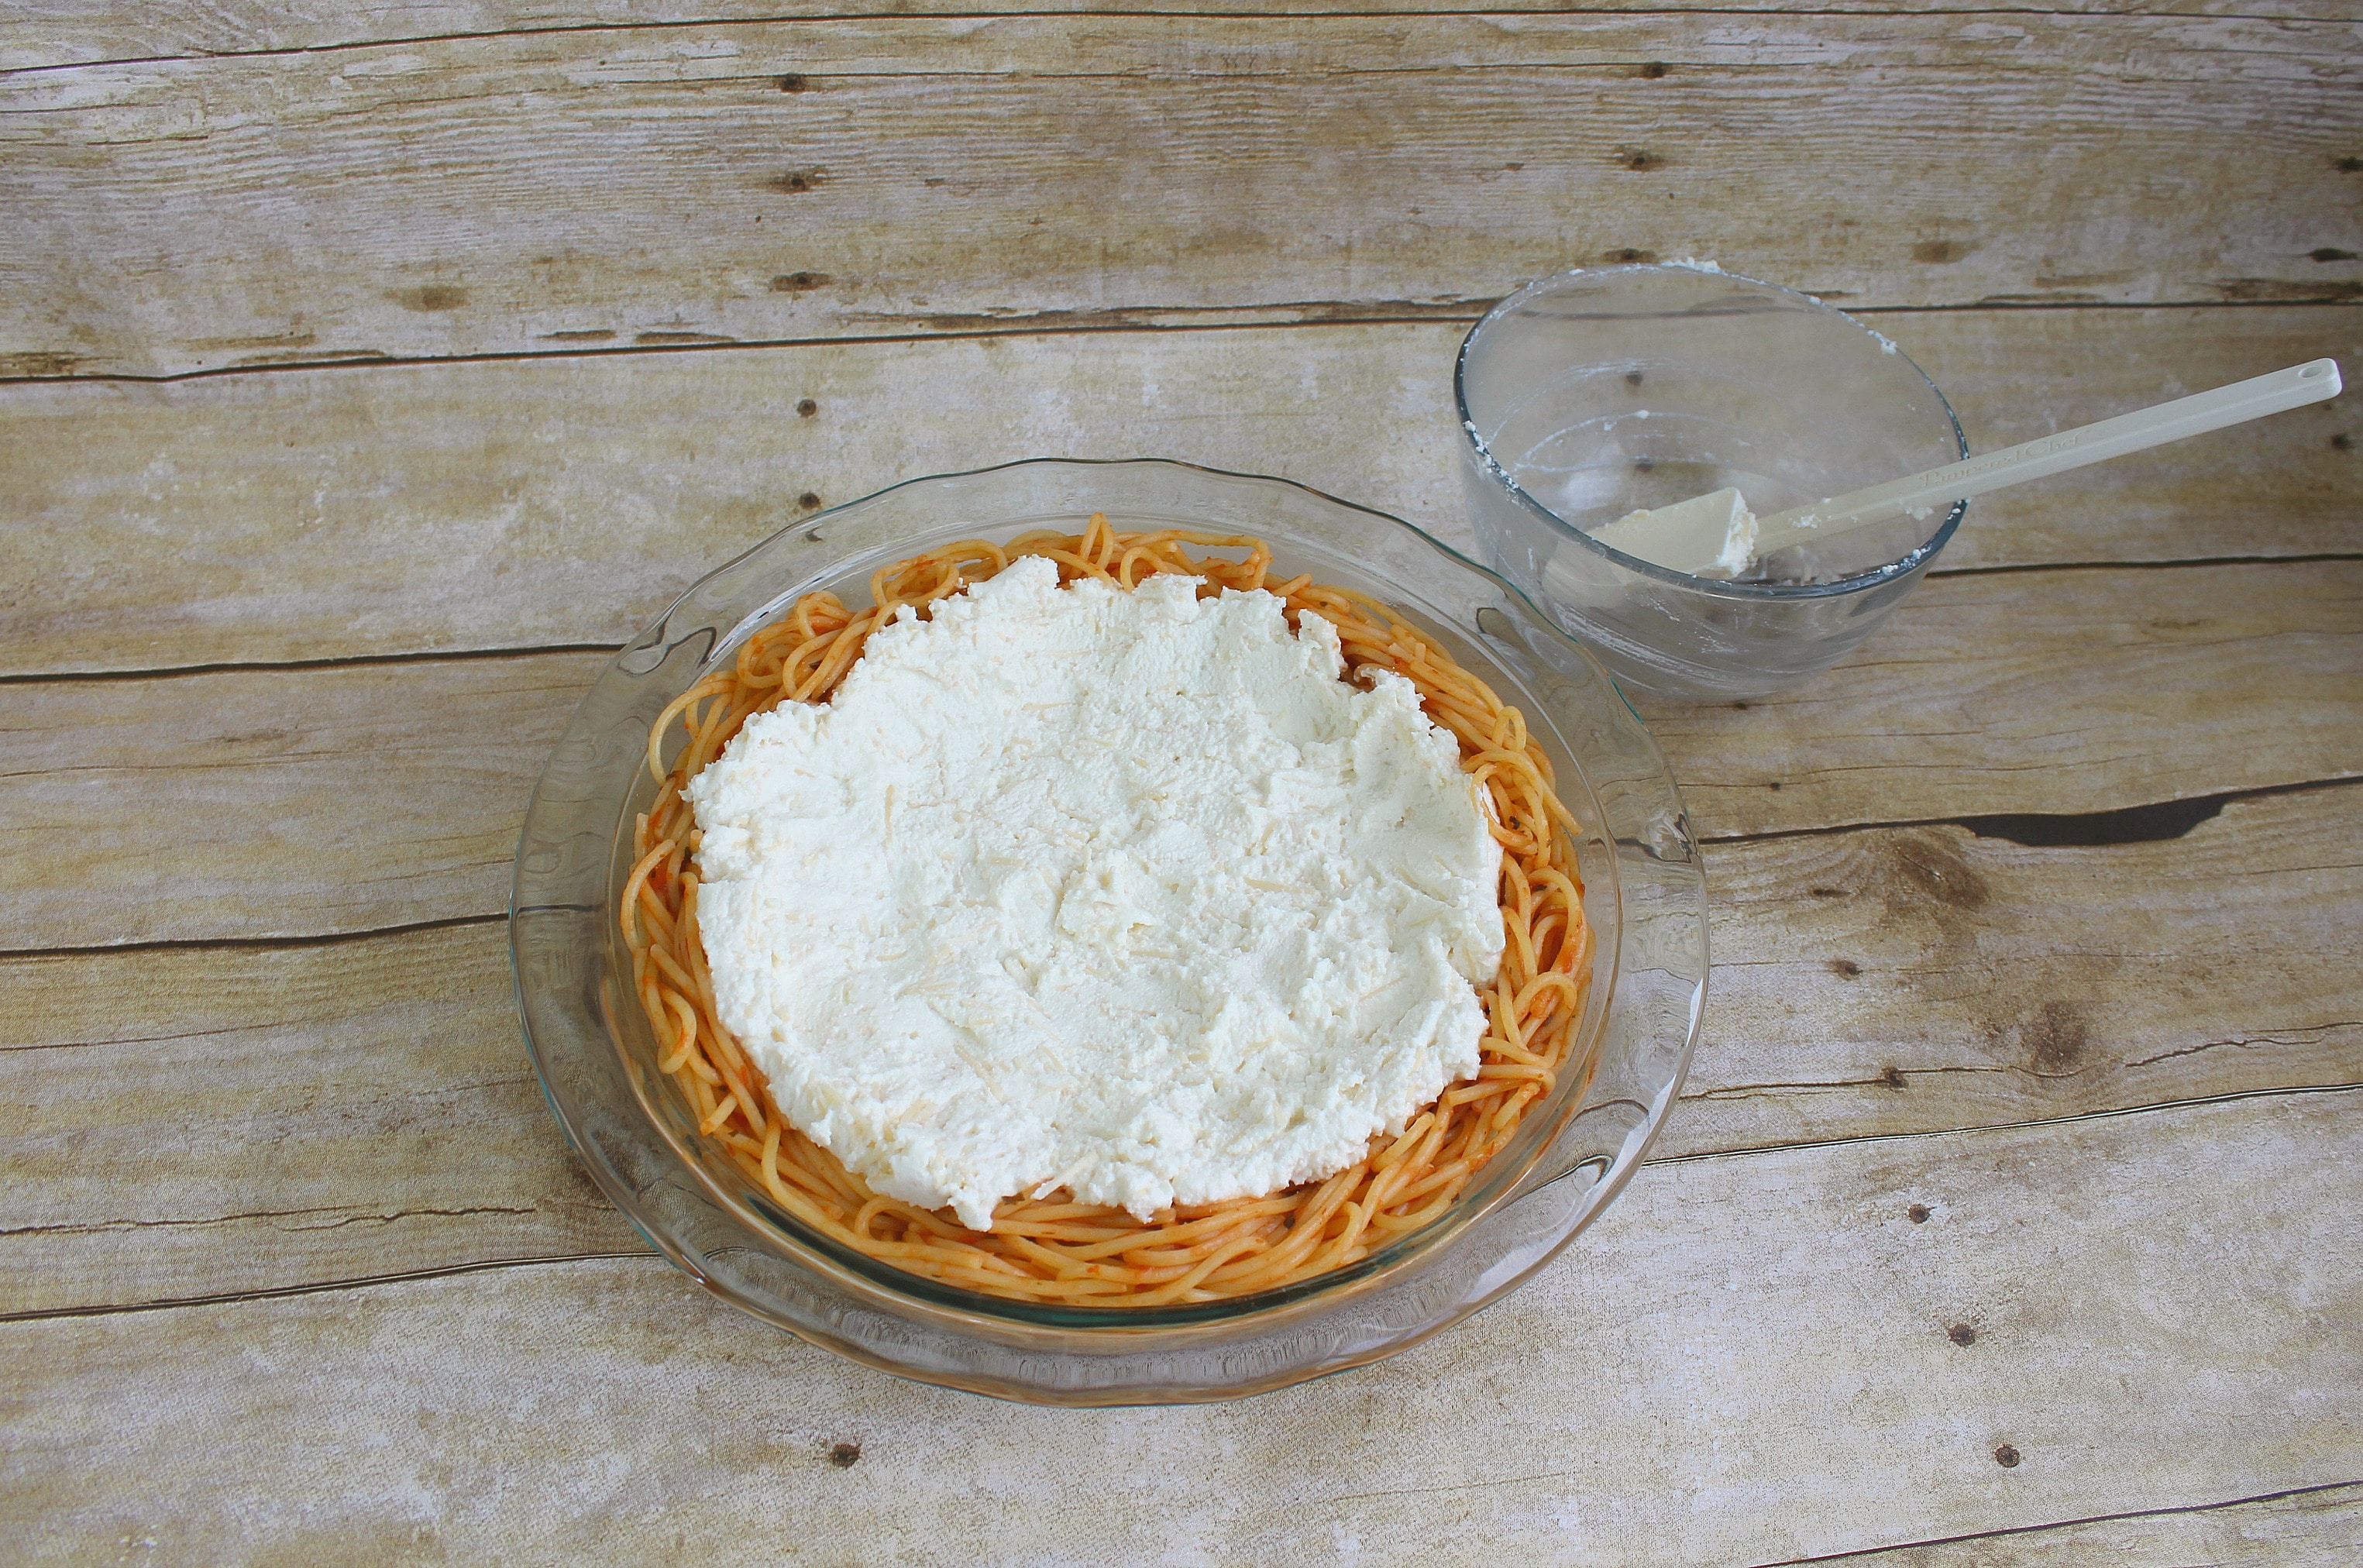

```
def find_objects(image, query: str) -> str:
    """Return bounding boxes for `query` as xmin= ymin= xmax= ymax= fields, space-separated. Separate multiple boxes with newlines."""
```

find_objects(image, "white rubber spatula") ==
xmin=1593 ymin=358 xmax=2344 ymax=578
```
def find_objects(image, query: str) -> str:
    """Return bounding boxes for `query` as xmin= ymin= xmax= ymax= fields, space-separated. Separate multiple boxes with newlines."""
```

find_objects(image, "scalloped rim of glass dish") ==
xmin=511 ymin=456 xmax=1707 ymax=1405
xmin=1455 ymin=263 xmax=1970 ymax=597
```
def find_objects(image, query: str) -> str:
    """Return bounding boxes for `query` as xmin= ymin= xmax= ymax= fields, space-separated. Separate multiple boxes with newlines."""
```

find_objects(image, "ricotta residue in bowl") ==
xmin=686 ymin=556 xmax=1504 ymax=1229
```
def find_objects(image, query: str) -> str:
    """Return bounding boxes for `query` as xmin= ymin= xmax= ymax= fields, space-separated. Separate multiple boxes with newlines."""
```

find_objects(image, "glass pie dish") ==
xmin=511 ymin=459 xmax=1707 ymax=1405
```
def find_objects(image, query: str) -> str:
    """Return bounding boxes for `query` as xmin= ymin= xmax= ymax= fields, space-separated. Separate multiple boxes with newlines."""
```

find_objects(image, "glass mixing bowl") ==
xmin=511 ymin=459 xmax=1706 ymax=1405
xmin=1457 ymin=264 xmax=1969 ymax=700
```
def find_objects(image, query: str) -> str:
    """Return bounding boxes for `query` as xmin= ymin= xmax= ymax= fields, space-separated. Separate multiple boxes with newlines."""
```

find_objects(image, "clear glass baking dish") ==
xmin=511 ymin=459 xmax=1707 ymax=1405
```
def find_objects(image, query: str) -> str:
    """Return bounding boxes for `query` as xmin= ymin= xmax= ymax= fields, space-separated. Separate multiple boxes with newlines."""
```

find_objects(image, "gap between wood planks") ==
xmin=7 ymin=724 xmax=2348 ymax=1297
xmin=2 ymin=5 xmax=2342 ymax=81
xmin=0 ymin=556 xmax=2352 ymax=688
xmin=0 ymin=911 xmax=513 ymax=965
xmin=0 ymin=1249 xmax=656 ymax=1326
xmin=22 ymin=4 xmax=2363 ymax=67
xmin=5 ymin=1077 xmax=2358 ymax=1329
xmin=1693 ymin=772 xmax=2363 ymax=848
xmin=0 ymin=728 xmax=2351 ymax=964
xmin=12 ymin=15 xmax=2354 ymax=378
xmin=1746 ymin=1478 xmax=2363 ymax=1568
xmin=2 ymin=297 xmax=2356 ymax=388
xmin=1928 ymin=550 xmax=2363 ymax=581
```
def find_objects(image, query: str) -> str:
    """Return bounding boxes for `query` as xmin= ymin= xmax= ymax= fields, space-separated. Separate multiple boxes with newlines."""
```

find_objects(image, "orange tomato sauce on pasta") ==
xmin=622 ymin=517 xmax=1591 ymax=1305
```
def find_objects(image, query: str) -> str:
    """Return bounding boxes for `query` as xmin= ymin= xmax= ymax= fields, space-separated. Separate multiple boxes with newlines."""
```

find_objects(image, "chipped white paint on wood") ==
xmin=3 ymin=15 xmax=2358 ymax=376
xmin=5 ymin=1092 xmax=2358 ymax=1564
xmin=1 ymin=308 xmax=2355 ymax=679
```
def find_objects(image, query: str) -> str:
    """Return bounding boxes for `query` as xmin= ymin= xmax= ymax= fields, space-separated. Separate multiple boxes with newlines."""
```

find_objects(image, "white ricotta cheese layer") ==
xmin=686 ymin=555 xmax=1505 ymax=1229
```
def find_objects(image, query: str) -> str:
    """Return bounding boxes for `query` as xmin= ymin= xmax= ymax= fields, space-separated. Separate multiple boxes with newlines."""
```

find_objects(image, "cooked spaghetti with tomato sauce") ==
xmin=622 ymin=516 xmax=1591 ymax=1305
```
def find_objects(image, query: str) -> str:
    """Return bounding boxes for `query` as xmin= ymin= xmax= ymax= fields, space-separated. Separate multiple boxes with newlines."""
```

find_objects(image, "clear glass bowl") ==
xmin=1457 ymin=264 xmax=1969 ymax=700
xmin=511 ymin=459 xmax=1707 ymax=1405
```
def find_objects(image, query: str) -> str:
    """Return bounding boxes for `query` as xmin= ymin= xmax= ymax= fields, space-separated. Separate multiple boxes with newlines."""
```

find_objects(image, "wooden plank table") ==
xmin=3 ymin=4 xmax=2358 ymax=1561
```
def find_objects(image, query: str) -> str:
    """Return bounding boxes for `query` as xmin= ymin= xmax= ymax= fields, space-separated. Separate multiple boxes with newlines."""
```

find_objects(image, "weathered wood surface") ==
xmin=2 ymin=307 xmax=2354 ymax=680
xmin=1680 ymin=782 xmax=2363 ymax=1154
xmin=1645 ymin=559 xmax=2362 ymax=840
xmin=5 ymin=1 xmax=2357 ymax=1556
xmin=5 ymin=15 xmax=2359 ymax=377
xmin=5 ymin=782 xmax=2352 ymax=1319
xmin=0 ymin=653 xmax=606 ymax=949
xmin=5 ymin=559 xmax=2351 ymax=948
xmin=12 ymin=0 xmax=2354 ymax=75
xmin=5 ymin=1091 xmax=2357 ymax=1565
xmin=0 ymin=923 xmax=639 ymax=1319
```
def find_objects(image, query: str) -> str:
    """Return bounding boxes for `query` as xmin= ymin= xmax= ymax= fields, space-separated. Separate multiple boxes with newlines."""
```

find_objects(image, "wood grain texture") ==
xmin=1677 ymin=782 xmax=2363 ymax=1158
xmin=4 ymin=15 xmax=2358 ymax=377
xmin=11 ymin=0 xmax=2354 ymax=74
xmin=2 ymin=308 xmax=2354 ymax=681
xmin=2 ymin=782 xmax=2351 ymax=1317
xmin=0 ymin=653 xmax=607 ymax=949
xmin=5 ymin=0 xmax=2354 ymax=1551
xmin=0 ymin=923 xmax=641 ymax=1319
xmin=5 ymin=1090 xmax=2358 ymax=1564
xmin=5 ymin=559 xmax=2352 ymax=949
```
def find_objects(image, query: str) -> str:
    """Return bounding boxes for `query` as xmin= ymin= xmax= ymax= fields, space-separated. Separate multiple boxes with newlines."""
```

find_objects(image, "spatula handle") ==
xmin=1753 ymin=358 xmax=2344 ymax=555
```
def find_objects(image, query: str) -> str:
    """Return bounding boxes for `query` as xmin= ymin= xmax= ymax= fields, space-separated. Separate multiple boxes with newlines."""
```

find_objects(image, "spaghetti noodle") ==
xmin=623 ymin=516 xmax=1592 ymax=1305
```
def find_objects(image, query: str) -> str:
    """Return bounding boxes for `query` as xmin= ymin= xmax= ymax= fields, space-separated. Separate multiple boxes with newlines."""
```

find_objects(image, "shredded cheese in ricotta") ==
xmin=686 ymin=556 xmax=1505 ymax=1229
